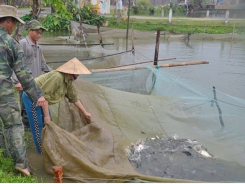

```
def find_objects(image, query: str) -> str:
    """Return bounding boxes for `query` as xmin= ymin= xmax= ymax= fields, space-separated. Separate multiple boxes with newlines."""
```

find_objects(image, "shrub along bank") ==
xmin=105 ymin=17 xmax=245 ymax=35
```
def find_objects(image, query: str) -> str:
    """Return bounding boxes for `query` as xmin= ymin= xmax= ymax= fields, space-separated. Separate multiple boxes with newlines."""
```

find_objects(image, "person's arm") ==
xmin=11 ymin=72 xmax=23 ymax=91
xmin=74 ymin=100 xmax=91 ymax=120
xmin=41 ymin=100 xmax=51 ymax=123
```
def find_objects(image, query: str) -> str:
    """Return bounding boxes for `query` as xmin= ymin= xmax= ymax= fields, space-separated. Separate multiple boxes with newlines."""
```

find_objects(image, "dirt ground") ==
xmin=127 ymin=136 xmax=245 ymax=182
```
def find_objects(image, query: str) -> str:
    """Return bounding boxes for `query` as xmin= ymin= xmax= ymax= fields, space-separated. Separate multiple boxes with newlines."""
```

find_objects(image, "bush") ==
xmin=66 ymin=3 xmax=105 ymax=26
xmin=42 ymin=13 xmax=70 ymax=32
xmin=137 ymin=0 xmax=150 ymax=8
xmin=148 ymin=6 xmax=155 ymax=15
xmin=131 ymin=5 xmax=139 ymax=14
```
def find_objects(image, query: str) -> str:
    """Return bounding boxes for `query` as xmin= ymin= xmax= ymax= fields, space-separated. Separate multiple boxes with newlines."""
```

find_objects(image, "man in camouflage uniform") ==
xmin=0 ymin=5 xmax=48 ymax=176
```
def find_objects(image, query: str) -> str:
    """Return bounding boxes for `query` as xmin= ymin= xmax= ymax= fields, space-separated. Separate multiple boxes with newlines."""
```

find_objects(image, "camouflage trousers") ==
xmin=0 ymin=99 xmax=28 ymax=169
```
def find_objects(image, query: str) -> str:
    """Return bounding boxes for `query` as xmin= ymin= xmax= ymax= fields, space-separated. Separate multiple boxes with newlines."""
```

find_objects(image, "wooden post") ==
xmin=206 ymin=10 xmax=209 ymax=17
xmin=126 ymin=0 xmax=131 ymax=51
xmin=117 ymin=9 xmax=120 ymax=23
xmin=97 ymin=23 xmax=103 ymax=45
xmin=52 ymin=166 xmax=63 ymax=183
xmin=131 ymin=21 xmax=135 ymax=55
xmin=154 ymin=29 xmax=161 ymax=66
xmin=168 ymin=8 xmax=172 ymax=24
xmin=77 ymin=15 xmax=87 ymax=47
xmin=161 ymin=8 xmax=164 ymax=17
xmin=232 ymin=20 xmax=236 ymax=41
xmin=225 ymin=10 xmax=229 ymax=24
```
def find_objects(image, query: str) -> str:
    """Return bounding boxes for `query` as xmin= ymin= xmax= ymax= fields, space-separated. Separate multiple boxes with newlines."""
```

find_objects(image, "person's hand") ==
xmin=44 ymin=115 xmax=51 ymax=123
xmin=36 ymin=96 xmax=48 ymax=107
xmin=15 ymin=83 xmax=23 ymax=91
xmin=84 ymin=111 xmax=91 ymax=120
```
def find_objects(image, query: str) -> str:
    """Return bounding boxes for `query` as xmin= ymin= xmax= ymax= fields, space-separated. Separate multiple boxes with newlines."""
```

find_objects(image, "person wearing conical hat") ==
xmin=0 ymin=5 xmax=48 ymax=176
xmin=22 ymin=57 xmax=92 ymax=154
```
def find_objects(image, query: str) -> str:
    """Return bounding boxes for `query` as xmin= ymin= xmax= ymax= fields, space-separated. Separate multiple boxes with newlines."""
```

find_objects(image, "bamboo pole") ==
xmin=39 ymin=43 xmax=114 ymax=46
xmin=103 ymin=57 xmax=176 ymax=69
xmin=91 ymin=60 xmax=209 ymax=73
xmin=52 ymin=166 xmax=63 ymax=183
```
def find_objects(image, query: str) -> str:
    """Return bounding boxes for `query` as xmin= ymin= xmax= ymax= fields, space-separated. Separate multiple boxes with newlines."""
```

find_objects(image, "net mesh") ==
xmin=39 ymin=29 xmax=245 ymax=181
xmin=44 ymin=55 xmax=245 ymax=182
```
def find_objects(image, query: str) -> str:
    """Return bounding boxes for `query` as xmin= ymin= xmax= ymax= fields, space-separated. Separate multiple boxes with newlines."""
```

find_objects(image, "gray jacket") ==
xmin=12 ymin=36 xmax=52 ymax=84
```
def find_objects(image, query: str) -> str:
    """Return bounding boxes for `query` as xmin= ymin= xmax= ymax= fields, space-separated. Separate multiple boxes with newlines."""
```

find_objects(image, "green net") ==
xmin=44 ymin=61 xmax=245 ymax=182
xmin=38 ymin=29 xmax=245 ymax=182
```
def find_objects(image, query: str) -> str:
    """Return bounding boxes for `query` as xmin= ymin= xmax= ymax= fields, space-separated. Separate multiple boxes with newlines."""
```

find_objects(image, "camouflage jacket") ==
xmin=0 ymin=26 xmax=43 ymax=102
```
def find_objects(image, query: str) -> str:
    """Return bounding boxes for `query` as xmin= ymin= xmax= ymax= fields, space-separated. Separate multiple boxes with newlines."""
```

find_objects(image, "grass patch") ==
xmin=105 ymin=17 xmax=245 ymax=35
xmin=0 ymin=149 xmax=38 ymax=183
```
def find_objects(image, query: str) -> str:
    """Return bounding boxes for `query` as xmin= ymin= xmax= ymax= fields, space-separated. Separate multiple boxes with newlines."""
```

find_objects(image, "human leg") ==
xmin=0 ymin=101 xmax=29 ymax=175
xmin=20 ymin=92 xmax=30 ymax=130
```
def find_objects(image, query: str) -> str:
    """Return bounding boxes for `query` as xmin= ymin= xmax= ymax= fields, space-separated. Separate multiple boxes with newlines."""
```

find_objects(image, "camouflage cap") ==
xmin=0 ymin=5 xmax=25 ymax=24
xmin=28 ymin=20 xmax=47 ymax=31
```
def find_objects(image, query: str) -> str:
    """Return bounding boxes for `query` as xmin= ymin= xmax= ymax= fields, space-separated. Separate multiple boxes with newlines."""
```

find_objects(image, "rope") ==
xmin=135 ymin=50 xmax=152 ymax=61
xmin=48 ymin=50 xmax=133 ymax=64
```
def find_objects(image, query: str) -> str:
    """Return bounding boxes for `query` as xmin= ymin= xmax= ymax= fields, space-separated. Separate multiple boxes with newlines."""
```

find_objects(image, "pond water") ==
xmin=41 ymin=31 xmax=245 ymax=100
xmin=31 ymin=30 xmax=244 ymax=182
xmin=134 ymin=38 xmax=245 ymax=100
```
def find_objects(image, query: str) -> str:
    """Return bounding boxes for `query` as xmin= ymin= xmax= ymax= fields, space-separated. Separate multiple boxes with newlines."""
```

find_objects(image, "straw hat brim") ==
xmin=56 ymin=57 xmax=91 ymax=75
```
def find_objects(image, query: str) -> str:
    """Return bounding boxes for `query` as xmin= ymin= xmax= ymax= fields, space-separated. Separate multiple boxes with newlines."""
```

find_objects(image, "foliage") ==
xmin=42 ymin=13 xmax=70 ymax=32
xmin=201 ymin=0 xmax=206 ymax=9
xmin=163 ymin=6 xmax=170 ymax=14
xmin=0 ymin=149 xmax=38 ymax=183
xmin=148 ymin=6 xmax=155 ymax=15
xmin=165 ymin=4 xmax=186 ymax=14
xmin=42 ymin=0 xmax=72 ymax=20
xmin=137 ymin=0 xmax=150 ymax=8
xmin=130 ymin=0 xmax=152 ymax=15
xmin=173 ymin=5 xmax=185 ymax=13
xmin=170 ymin=0 xmax=173 ymax=8
xmin=20 ymin=13 xmax=32 ymax=21
xmin=131 ymin=6 xmax=139 ymax=15
xmin=67 ymin=4 xmax=106 ymax=26
xmin=105 ymin=17 xmax=245 ymax=35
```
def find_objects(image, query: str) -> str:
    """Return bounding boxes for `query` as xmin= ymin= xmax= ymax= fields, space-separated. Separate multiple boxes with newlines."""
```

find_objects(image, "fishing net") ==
xmin=38 ymin=27 xmax=245 ymax=182
xmin=42 ymin=62 xmax=245 ymax=182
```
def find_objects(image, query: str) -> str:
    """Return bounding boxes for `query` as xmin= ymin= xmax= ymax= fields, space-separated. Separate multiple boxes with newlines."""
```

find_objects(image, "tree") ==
xmin=42 ymin=0 xmax=72 ymax=19
xmin=32 ymin=0 xmax=39 ymax=19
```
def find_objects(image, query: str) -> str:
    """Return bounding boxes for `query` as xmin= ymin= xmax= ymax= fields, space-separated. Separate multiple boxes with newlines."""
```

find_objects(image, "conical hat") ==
xmin=56 ymin=57 xmax=91 ymax=74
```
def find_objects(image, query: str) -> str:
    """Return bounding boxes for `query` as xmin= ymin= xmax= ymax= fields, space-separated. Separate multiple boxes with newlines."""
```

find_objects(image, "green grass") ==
xmin=105 ymin=17 xmax=245 ymax=35
xmin=0 ymin=149 xmax=38 ymax=183
xmin=0 ymin=129 xmax=39 ymax=183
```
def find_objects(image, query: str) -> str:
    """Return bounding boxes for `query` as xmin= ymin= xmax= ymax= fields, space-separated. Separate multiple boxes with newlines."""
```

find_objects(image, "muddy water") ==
xmin=41 ymin=31 xmax=245 ymax=99
xmin=29 ymin=30 xmax=244 ymax=181
xmin=133 ymin=38 xmax=245 ymax=100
